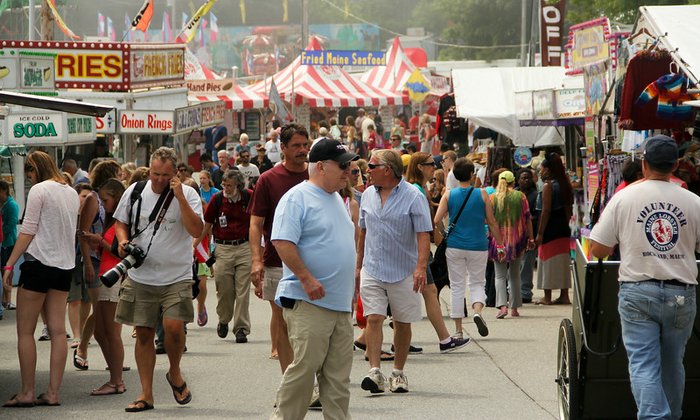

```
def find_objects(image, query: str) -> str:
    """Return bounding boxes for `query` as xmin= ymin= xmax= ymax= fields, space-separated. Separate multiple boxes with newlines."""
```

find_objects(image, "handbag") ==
xmin=431 ymin=187 xmax=475 ymax=293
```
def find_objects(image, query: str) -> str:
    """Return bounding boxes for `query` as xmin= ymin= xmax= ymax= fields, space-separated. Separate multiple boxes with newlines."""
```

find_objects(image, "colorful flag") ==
xmin=283 ymin=0 xmax=288 ymax=22
xmin=209 ymin=12 xmax=218 ymax=44
xmin=269 ymin=78 xmax=291 ymax=122
xmin=107 ymin=17 xmax=115 ymax=41
xmin=182 ymin=12 xmax=189 ymax=31
xmin=124 ymin=13 xmax=133 ymax=41
xmin=162 ymin=11 xmax=172 ymax=42
xmin=47 ymin=0 xmax=80 ymax=40
xmin=199 ymin=18 xmax=208 ymax=48
xmin=405 ymin=68 xmax=432 ymax=103
xmin=131 ymin=0 xmax=154 ymax=32
xmin=247 ymin=50 xmax=254 ymax=75
xmin=240 ymin=0 xmax=246 ymax=24
xmin=98 ymin=13 xmax=105 ymax=37
xmin=176 ymin=0 xmax=218 ymax=44
xmin=274 ymin=45 xmax=280 ymax=72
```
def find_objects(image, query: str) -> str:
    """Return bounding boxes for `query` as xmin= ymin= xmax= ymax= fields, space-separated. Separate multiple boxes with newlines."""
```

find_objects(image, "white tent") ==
xmin=452 ymin=67 xmax=569 ymax=146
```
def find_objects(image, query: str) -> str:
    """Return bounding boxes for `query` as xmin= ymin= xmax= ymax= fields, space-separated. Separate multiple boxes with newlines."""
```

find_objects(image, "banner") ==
xmin=98 ymin=13 xmax=105 ymax=37
xmin=131 ymin=0 xmax=154 ymax=33
xmin=283 ymin=0 xmax=288 ymax=23
xmin=162 ymin=11 xmax=172 ymax=42
xmin=300 ymin=50 xmax=386 ymax=66
xmin=540 ymin=0 xmax=566 ymax=66
xmin=210 ymin=12 xmax=218 ymax=43
xmin=269 ymin=78 xmax=291 ymax=122
xmin=240 ymin=0 xmax=246 ymax=24
xmin=107 ymin=17 xmax=115 ymax=41
xmin=47 ymin=0 xmax=80 ymax=40
xmin=405 ymin=68 xmax=431 ymax=103
xmin=177 ymin=0 xmax=218 ymax=43
xmin=124 ymin=13 xmax=133 ymax=42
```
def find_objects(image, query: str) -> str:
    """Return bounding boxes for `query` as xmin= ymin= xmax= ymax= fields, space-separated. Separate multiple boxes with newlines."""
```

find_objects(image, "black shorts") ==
xmin=19 ymin=260 xmax=72 ymax=293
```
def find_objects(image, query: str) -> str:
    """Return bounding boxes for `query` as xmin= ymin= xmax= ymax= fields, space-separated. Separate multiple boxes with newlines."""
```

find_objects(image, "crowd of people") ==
xmin=0 ymin=121 xmax=582 ymax=417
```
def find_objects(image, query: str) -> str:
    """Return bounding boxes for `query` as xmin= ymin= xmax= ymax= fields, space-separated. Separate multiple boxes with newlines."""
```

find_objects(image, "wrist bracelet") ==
xmin=3 ymin=265 xmax=13 ymax=271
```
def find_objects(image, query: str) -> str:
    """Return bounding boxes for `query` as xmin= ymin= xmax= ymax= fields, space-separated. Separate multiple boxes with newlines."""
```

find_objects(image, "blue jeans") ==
xmin=618 ymin=281 xmax=696 ymax=420
xmin=519 ymin=248 xmax=536 ymax=300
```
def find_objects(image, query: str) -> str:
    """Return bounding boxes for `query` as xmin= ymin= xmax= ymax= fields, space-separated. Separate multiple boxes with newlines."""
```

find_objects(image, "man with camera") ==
xmin=112 ymin=147 xmax=203 ymax=413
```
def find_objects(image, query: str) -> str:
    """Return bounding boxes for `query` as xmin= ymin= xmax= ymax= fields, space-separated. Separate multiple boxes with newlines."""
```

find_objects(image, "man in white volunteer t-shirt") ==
xmin=265 ymin=130 xmax=282 ymax=164
xmin=589 ymin=135 xmax=699 ymax=420
xmin=113 ymin=147 xmax=203 ymax=412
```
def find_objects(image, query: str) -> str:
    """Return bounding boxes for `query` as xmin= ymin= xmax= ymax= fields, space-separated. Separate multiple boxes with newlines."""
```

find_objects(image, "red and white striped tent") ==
xmin=360 ymin=37 xmax=417 ymax=98
xmin=188 ymin=84 xmax=268 ymax=110
xmin=250 ymin=38 xmax=407 ymax=107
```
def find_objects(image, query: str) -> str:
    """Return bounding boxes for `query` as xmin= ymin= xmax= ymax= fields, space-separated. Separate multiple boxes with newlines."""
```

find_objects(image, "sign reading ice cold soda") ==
xmin=118 ymin=110 xmax=175 ymax=134
xmin=3 ymin=113 xmax=63 ymax=145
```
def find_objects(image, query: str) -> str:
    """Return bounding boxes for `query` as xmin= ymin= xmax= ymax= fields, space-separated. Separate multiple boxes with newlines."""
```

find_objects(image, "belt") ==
xmin=214 ymin=238 xmax=248 ymax=246
xmin=642 ymin=279 xmax=695 ymax=288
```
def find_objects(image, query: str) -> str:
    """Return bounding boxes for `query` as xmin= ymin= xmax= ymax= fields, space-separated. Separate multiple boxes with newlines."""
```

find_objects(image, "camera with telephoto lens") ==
xmin=100 ymin=243 xmax=147 ymax=288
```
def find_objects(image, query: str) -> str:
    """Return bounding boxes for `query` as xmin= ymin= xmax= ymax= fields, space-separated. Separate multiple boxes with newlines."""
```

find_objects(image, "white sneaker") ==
xmin=361 ymin=369 xmax=386 ymax=394
xmin=38 ymin=325 xmax=50 ymax=341
xmin=389 ymin=372 xmax=409 ymax=393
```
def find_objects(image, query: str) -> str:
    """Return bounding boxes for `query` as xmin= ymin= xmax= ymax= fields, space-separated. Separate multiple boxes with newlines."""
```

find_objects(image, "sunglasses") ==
xmin=419 ymin=162 xmax=436 ymax=167
xmin=337 ymin=161 xmax=350 ymax=170
xmin=24 ymin=164 xmax=35 ymax=173
xmin=368 ymin=163 xmax=386 ymax=169
xmin=351 ymin=169 xmax=360 ymax=175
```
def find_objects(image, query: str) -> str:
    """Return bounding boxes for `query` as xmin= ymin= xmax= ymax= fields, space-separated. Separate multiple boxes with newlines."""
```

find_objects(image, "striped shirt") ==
xmin=359 ymin=179 xmax=433 ymax=283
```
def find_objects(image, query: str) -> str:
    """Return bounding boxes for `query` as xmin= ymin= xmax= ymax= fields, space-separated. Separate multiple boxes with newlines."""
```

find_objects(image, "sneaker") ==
xmin=235 ymin=329 xmax=248 ymax=343
xmin=496 ymin=307 xmax=508 ymax=319
xmin=155 ymin=344 xmax=166 ymax=354
xmin=511 ymin=308 xmax=520 ymax=317
xmin=389 ymin=372 xmax=409 ymax=393
xmin=361 ymin=369 xmax=386 ymax=394
xmin=217 ymin=323 xmax=229 ymax=339
xmin=452 ymin=331 xmax=464 ymax=340
xmin=38 ymin=325 xmax=50 ymax=341
xmin=390 ymin=344 xmax=423 ymax=354
xmin=440 ymin=336 xmax=471 ymax=353
xmin=474 ymin=314 xmax=489 ymax=337
xmin=308 ymin=383 xmax=322 ymax=410
xmin=3 ymin=302 xmax=15 ymax=310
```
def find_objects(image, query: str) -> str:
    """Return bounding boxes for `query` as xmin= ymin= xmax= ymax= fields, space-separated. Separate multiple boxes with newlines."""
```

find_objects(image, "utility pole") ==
xmin=520 ymin=0 xmax=528 ymax=67
xmin=301 ymin=0 xmax=309 ymax=49
xmin=40 ymin=0 xmax=54 ymax=41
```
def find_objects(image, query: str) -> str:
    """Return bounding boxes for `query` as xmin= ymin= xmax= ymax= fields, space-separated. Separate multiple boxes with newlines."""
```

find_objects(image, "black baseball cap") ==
xmin=643 ymin=135 xmax=678 ymax=169
xmin=309 ymin=139 xmax=359 ymax=163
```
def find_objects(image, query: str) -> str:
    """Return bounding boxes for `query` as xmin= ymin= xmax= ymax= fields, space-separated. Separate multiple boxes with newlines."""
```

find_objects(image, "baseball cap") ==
xmin=309 ymin=138 xmax=358 ymax=163
xmin=499 ymin=170 xmax=515 ymax=183
xmin=643 ymin=135 xmax=678 ymax=168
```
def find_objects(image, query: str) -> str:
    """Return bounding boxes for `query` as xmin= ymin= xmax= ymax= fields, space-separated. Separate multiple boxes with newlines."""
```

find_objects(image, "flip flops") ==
xmin=125 ymin=400 xmax=154 ymax=412
xmin=166 ymin=372 xmax=192 ymax=405
xmin=90 ymin=382 xmax=127 ymax=396
xmin=73 ymin=349 xmax=88 ymax=370
xmin=34 ymin=393 xmax=60 ymax=406
xmin=197 ymin=309 xmax=208 ymax=327
xmin=2 ymin=394 xmax=35 ymax=408
xmin=364 ymin=350 xmax=395 ymax=362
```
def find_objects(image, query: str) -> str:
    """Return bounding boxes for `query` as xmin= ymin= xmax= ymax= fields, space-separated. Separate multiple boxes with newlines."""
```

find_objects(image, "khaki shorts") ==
xmin=360 ymin=269 xmax=422 ymax=324
xmin=115 ymin=276 xmax=194 ymax=329
xmin=98 ymin=281 xmax=120 ymax=303
xmin=262 ymin=266 xmax=283 ymax=301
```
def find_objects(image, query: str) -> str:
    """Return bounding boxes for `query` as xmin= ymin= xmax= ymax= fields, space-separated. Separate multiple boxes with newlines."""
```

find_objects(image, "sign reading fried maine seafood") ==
xmin=118 ymin=110 xmax=175 ymax=134
xmin=300 ymin=50 xmax=386 ymax=66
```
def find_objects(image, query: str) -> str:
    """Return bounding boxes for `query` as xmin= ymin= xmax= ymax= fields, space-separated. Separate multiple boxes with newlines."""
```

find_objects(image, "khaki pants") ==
xmin=272 ymin=301 xmax=353 ymax=420
xmin=214 ymin=242 xmax=252 ymax=334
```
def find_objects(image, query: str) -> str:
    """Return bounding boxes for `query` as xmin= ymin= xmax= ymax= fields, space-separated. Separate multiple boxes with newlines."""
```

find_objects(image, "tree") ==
xmin=567 ymin=0 xmax=700 ymax=25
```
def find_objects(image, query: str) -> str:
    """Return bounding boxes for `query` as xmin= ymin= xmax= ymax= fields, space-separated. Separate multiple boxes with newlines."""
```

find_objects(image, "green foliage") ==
xmin=568 ymin=0 xmax=700 ymax=25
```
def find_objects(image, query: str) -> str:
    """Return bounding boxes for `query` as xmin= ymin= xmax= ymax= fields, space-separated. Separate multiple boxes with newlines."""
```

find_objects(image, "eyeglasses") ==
xmin=351 ymin=169 xmax=360 ymax=175
xmin=24 ymin=164 xmax=35 ymax=173
xmin=419 ymin=161 xmax=436 ymax=167
xmin=368 ymin=163 xmax=386 ymax=169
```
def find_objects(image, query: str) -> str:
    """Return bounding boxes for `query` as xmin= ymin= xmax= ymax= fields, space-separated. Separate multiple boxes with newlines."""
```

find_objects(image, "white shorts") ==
xmin=359 ymin=269 xmax=422 ymax=323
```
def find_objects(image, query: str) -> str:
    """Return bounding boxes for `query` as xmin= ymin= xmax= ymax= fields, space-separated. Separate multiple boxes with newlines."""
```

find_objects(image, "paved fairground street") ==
xmin=0 ymin=280 xmax=571 ymax=419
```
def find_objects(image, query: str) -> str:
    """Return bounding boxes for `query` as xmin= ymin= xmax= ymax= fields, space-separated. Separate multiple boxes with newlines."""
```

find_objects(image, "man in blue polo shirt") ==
xmin=270 ymin=139 xmax=358 ymax=420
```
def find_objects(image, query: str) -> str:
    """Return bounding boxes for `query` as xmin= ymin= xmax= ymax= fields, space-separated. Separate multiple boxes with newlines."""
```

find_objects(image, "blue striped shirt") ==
xmin=359 ymin=179 xmax=433 ymax=283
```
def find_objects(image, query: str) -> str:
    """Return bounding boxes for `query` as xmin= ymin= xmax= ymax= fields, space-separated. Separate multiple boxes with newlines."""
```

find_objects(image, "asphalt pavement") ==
xmin=0 ymin=281 xmax=572 ymax=419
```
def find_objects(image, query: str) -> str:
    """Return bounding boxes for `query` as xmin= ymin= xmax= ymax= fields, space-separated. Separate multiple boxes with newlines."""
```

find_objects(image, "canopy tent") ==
xmin=361 ymin=37 xmax=416 ymax=98
xmin=635 ymin=5 xmax=700 ymax=84
xmin=188 ymin=85 xmax=268 ymax=110
xmin=452 ymin=67 xmax=569 ymax=147
xmin=249 ymin=38 xmax=407 ymax=107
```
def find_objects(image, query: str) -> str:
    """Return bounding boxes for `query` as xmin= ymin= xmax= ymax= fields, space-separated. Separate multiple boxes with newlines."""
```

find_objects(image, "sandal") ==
xmin=353 ymin=340 xmax=367 ymax=351
xmin=34 ymin=393 xmax=60 ymax=406
xmin=533 ymin=299 xmax=553 ymax=305
xmin=166 ymin=372 xmax=192 ymax=405
xmin=70 ymin=340 xmax=80 ymax=349
xmin=2 ymin=394 xmax=35 ymax=408
xmin=125 ymin=399 xmax=154 ymax=412
xmin=197 ymin=309 xmax=208 ymax=327
xmin=364 ymin=350 xmax=395 ymax=362
xmin=91 ymin=382 xmax=127 ymax=396
xmin=552 ymin=297 xmax=571 ymax=305
xmin=73 ymin=349 xmax=88 ymax=370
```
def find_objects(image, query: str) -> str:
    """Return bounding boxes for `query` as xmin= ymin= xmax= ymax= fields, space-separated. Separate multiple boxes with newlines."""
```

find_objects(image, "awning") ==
xmin=188 ymin=84 xmax=268 ymax=110
xmin=250 ymin=38 xmax=407 ymax=107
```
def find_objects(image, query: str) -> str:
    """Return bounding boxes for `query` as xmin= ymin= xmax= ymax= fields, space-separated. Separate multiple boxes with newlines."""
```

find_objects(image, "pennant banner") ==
xmin=131 ymin=0 xmax=154 ymax=33
xmin=210 ymin=12 xmax=218 ymax=44
xmin=98 ymin=12 xmax=105 ymax=37
xmin=107 ymin=17 xmax=115 ymax=41
xmin=177 ymin=0 xmax=218 ymax=44
xmin=47 ymin=0 xmax=80 ymax=40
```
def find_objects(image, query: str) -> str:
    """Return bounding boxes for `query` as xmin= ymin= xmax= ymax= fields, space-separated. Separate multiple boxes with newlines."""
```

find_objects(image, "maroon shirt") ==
xmin=249 ymin=164 xmax=308 ymax=267
xmin=203 ymin=190 xmax=252 ymax=241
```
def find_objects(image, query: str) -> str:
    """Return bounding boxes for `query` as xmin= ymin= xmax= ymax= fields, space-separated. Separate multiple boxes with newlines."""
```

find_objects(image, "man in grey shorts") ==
xmin=249 ymin=123 xmax=309 ymax=371
xmin=113 ymin=147 xmax=203 ymax=412
xmin=357 ymin=149 xmax=433 ymax=394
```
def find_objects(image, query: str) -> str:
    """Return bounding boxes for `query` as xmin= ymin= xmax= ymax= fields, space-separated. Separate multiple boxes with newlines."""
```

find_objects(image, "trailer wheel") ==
xmin=557 ymin=318 xmax=579 ymax=420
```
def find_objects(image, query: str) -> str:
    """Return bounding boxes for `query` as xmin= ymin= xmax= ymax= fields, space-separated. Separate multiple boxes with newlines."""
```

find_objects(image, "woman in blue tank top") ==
xmin=434 ymin=158 xmax=503 ymax=340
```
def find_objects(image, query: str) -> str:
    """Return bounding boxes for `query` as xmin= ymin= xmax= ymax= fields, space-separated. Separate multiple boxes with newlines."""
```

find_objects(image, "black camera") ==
xmin=100 ymin=243 xmax=147 ymax=288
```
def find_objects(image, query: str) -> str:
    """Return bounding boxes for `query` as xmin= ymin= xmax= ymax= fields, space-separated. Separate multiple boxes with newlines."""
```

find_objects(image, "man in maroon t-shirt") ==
xmin=199 ymin=168 xmax=253 ymax=344
xmin=249 ymin=123 xmax=309 ymax=372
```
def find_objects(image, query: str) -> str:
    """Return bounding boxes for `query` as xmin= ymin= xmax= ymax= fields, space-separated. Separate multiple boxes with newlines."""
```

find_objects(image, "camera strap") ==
xmin=131 ymin=187 xmax=172 ymax=239
xmin=140 ymin=189 xmax=175 ymax=259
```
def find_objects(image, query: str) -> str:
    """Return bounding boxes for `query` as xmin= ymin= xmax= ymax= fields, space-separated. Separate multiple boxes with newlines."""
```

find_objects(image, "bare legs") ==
xmin=93 ymin=301 xmax=124 ymax=389
xmin=270 ymin=302 xmax=293 ymax=372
